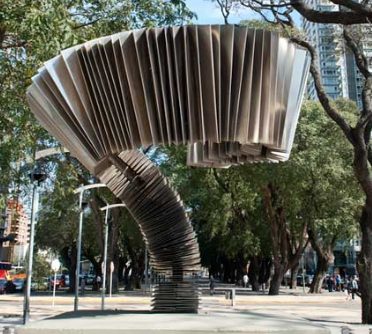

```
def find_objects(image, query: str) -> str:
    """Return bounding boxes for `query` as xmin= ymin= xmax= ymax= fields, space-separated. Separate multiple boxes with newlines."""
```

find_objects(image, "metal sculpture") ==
xmin=26 ymin=25 xmax=310 ymax=312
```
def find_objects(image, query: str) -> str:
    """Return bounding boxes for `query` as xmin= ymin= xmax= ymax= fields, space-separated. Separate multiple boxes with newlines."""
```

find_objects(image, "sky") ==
xmin=184 ymin=0 xmax=301 ymax=27
xmin=184 ymin=0 xmax=258 ymax=25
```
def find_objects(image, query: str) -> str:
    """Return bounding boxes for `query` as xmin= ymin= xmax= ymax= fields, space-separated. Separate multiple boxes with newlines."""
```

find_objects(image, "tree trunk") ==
xmin=269 ymin=263 xmax=284 ymax=295
xmin=60 ymin=245 xmax=76 ymax=293
xmin=358 ymin=206 xmax=372 ymax=324
xmin=290 ymin=265 xmax=299 ymax=289
xmin=309 ymin=252 xmax=330 ymax=293
xmin=68 ymin=246 xmax=77 ymax=293
xmin=307 ymin=228 xmax=335 ymax=294
xmin=110 ymin=252 xmax=120 ymax=293
xmin=259 ymin=258 xmax=272 ymax=288
xmin=248 ymin=256 xmax=261 ymax=291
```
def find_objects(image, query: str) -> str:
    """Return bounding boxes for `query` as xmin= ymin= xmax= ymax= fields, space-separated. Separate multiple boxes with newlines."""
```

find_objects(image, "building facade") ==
xmin=1 ymin=199 xmax=30 ymax=264
xmin=303 ymin=0 xmax=372 ymax=108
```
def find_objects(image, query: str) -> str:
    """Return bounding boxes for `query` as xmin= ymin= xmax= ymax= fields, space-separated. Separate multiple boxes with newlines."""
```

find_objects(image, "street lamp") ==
xmin=73 ymin=183 xmax=106 ymax=312
xmin=302 ymin=252 xmax=306 ymax=293
xmin=99 ymin=203 xmax=126 ymax=311
xmin=0 ymin=185 xmax=9 ymax=261
xmin=51 ymin=259 xmax=61 ymax=307
xmin=23 ymin=168 xmax=47 ymax=324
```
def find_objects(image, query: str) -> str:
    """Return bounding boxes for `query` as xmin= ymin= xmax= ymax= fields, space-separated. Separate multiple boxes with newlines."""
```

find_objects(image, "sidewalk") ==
xmin=0 ymin=290 xmax=369 ymax=334
xmin=15 ymin=310 xmax=330 ymax=334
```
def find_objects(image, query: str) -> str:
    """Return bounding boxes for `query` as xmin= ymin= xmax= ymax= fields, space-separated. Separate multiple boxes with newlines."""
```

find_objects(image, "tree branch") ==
xmin=72 ymin=18 xmax=101 ymax=30
xmin=343 ymin=28 xmax=371 ymax=80
xmin=329 ymin=0 xmax=372 ymax=16
xmin=343 ymin=27 xmax=372 ymax=123
xmin=290 ymin=36 xmax=354 ymax=144
xmin=290 ymin=0 xmax=372 ymax=24
xmin=0 ymin=40 xmax=27 ymax=49
xmin=212 ymin=169 xmax=230 ymax=194
xmin=216 ymin=0 xmax=231 ymax=24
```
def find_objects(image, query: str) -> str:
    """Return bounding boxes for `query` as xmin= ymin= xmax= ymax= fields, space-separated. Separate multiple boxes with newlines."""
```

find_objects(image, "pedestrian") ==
xmin=209 ymin=275 xmax=215 ymax=295
xmin=243 ymin=274 xmax=248 ymax=288
xmin=351 ymin=276 xmax=358 ymax=300
xmin=345 ymin=277 xmax=351 ymax=300
xmin=335 ymin=274 xmax=341 ymax=291
xmin=81 ymin=277 xmax=86 ymax=296
xmin=326 ymin=276 xmax=333 ymax=292
xmin=96 ymin=275 xmax=102 ymax=291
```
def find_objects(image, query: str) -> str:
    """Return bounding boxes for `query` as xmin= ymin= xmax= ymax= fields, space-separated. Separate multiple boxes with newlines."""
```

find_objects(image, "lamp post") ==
xmin=0 ymin=185 xmax=8 ymax=261
xmin=99 ymin=203 xmax=126 ymax=311
xmin=51 ymin=259 xmax=61 ymax=307
xmin=302 ymin=252 xmax=306 ymax=293
xmin=23 ymin=168 xmax=46 ymax=325
xmin=109 ymin=261 xmax=114 ymax=298
xmin=73 ymin=183 xmax=106 ymax=312
xmin=144 ymin=247 xmax=148 ymax=295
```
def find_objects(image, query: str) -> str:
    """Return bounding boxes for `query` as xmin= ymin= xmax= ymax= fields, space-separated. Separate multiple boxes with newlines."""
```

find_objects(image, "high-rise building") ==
xmin=1 ymin=199 xmax=30 ymax=263
xmin=302 ymin=0 xmax=372 ymax=108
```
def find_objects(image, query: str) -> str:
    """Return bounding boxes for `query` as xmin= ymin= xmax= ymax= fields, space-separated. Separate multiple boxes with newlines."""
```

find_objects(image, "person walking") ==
xmin=351 ymin=276 xmax=358 ymax=300
xmin=243 ymin=274 xmax=248 ymax=288
xmin=81 ymin=276 xmax=86 ymax=296
xmin=326 ymin=276 xmax=333 ymax=292
xmin=335 ymin=274 xmax=341 ymax=291
xmin=344 ymin=276 xmax=351 ymax=300
xmin=209 ymin=275 xmax=215 ymax=296
xmin=96 ymin=275 xmax=102 ymax=291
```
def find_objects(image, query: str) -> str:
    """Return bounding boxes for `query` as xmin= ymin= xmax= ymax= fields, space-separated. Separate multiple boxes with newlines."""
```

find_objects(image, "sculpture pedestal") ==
xmin=152 ymin=281 xmax=199 ymax=313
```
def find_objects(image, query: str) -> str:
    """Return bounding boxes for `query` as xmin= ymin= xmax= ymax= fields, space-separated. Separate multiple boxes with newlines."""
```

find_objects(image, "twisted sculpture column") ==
xmin=95 ymin=150 xmax=200 ymax=312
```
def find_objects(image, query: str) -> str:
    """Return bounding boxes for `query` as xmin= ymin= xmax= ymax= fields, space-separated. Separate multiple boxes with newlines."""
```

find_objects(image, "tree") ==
xmin=158 ymin=146 xmax=266 ymax=283
xmin=2 ymin=0 xmax=195 ymax=290
xmin=32 ymin=253 xmax=51 ymax=285
xmin=214 ymin=0 xmax=372 ymax=322
xmin=159 ymin=98 xmax=361 ymax=295
xmin=292 ymin=100 xmax=361 ymax=292
xmin=158 ymin=145 xmax=310 ymax=291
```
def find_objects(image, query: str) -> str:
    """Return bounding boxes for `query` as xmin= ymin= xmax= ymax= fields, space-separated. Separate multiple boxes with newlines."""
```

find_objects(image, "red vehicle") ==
xmin=0 ymin=262 xmax=12 ymax=294
xmin=0 ymin=262 xmax=11 ymax=280
xmin=50 ymin=274 xmax=66 ymax=289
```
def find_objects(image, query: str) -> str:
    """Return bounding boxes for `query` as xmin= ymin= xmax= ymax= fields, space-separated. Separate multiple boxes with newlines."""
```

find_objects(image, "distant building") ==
xmin=303 ymin=0 xmax=372 ymax=108
xmin=333 ymin=239 xmax=361 ymax=276
xmin=1 ymin=199 xmax=30 ymax=264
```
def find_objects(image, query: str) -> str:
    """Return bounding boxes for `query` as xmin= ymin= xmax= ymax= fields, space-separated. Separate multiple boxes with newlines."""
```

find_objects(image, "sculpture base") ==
xmin=151 ymin=281 xmax=200 ymax=313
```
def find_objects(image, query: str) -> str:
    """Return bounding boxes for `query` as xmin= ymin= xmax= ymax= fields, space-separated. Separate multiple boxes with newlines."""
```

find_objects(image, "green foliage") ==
xmin=158 ymin=100 xmax=361 ymax=276
xmin=33 ymin=253 xmax=51 ymax=282
xmin=35 ymin=158 xmax=84 ymax=256
xmin=0 ymin=0 xmax=195 ymax=201
xmin=291 ymin=99 xmax=361 ymax=242
xmin=1 ymin=0 xmax=195 ymax=277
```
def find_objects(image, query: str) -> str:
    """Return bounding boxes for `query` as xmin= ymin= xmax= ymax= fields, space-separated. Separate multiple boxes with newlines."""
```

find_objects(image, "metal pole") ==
xmin=101 ymin=209 xmax=109 ymax=311
xmin=23 ymin=182 xmax=38 ymax=324
xmin=99 ymin=203 xmax=125 ymax=307
xmin=302 ymin=253 xmax=305 ymax=293
xmin=144 ymin=247 xmax=148 ymax=294
xmin=74 ymin=190 xmax=84 ymax=312
xmin=52 ymin=271 xmax=57 ymax=307
xmin=0 ymin=228 xmax=4 ymax=261
xmin=109 ymin=265 xmax=113 ymax=298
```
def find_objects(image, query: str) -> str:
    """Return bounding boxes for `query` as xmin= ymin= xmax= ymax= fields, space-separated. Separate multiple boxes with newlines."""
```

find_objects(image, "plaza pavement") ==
xmin=0 ymin=289 xmax=370 ymax=334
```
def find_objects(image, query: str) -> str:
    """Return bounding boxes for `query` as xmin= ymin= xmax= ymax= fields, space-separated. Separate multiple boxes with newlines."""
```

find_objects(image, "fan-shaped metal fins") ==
xmin=96 ymin=151 xmax=200 ymax=312
xmin=26 ymin=25 xmax=310 ymax=313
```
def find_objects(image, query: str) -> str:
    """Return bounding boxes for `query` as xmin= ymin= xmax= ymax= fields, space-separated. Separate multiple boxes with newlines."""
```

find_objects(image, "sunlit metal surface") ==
xmin=96 ymin=151 xmax=200 ymax=312
xmin=27 ymin=25 xmax=309 ymax=312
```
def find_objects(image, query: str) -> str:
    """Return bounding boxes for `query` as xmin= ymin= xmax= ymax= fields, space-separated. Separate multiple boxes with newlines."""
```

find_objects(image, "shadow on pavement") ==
xmin=304 ymin=317 xmax=361 ymax=325
xmin=48 ymin=310 xmax=152 ymax=320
